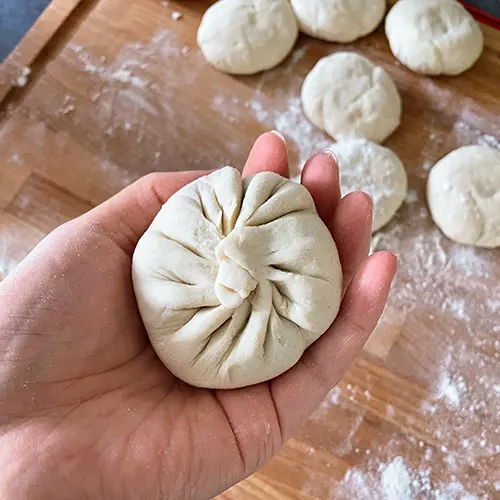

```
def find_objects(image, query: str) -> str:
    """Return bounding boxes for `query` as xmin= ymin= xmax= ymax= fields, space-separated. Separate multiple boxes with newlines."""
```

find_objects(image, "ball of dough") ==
xmin=427 ymin=145 xmax=500 ymax=248
xmin=290 ymin=0 xmax=386 ymax=43
xmin=301 ymin=52 xmax=401 ymax=143
xmin=132 ymin=167 xmax=342 ymax=389
xmin=197 ymin=0 xmax=298 ymax=75
xmin=330 ymin=139 xmax=408 ymax=232
xmin=385 ymin=0 xmax=484 ymax=76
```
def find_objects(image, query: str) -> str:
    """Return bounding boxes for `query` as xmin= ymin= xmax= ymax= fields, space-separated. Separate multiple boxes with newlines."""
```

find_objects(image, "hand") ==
xmin=0 ymin=132 xmax=397 ymax=500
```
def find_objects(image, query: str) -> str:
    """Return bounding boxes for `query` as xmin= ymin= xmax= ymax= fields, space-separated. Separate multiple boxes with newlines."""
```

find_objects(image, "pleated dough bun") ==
xmin=427 ymin=145 xmax=500 ymax=248
xmin=385 ymin=0 xmax=483 ymax=76
xmin=132 ymin=167 xmax=342 ymax=389
xmin=301 ymin=52 xmax=402 ymax=143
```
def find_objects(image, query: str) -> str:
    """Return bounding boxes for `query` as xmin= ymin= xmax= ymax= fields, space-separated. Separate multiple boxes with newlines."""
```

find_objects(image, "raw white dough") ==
xmin=330 ymin=139 xmax=408 ymax=232
xmin=197 ymin=0 xmax=298 ymax=75
xmin=301 ymin=52 xmax=401 ymax=143
xmin=291 ymin=0 xmax=386 ymax=43
xmin=427 ymin=145 xmax=500 ymax=248
xmin=132 ymin=167 xmax=342 ymax=389
xmin=385 ymin=0 xmax=484 ymax=75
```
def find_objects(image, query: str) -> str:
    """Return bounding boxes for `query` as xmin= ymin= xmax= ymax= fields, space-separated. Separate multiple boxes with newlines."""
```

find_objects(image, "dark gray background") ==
xmin=0 ymin=0 xmax=51 ymax=61
xmin=466 ymin=0 xmax=500 ymax=18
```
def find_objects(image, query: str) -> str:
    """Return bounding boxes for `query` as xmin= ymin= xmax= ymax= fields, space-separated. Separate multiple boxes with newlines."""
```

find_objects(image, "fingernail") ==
xmin=271 ymin=130 xmax=286 ymax=144
xmin=390 ymin=252 xmax=399 ymax=268
xmin=366 ymin=192 xmax=374 ymax=207
xmin=323 ymin=149 xmax=339 ymax=164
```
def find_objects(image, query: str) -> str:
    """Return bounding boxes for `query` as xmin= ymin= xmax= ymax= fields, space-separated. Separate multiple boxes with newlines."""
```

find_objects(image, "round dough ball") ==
xmin=330 ymin=139 xmax=408 ymax=232
xmin=197 ymin=0 xmax=298 ymax=75
xmin=132 ymin=167 xmax=342 ymax=389
xmin=427 ymin=145 xmax=500 ymax=248
xmin=301 ymin=52 xmax=401 ymax=143
xmin=385 ymin=0 xmax=484 ymax=76
xmin=291 ymin=0 xmax=386 ymax=43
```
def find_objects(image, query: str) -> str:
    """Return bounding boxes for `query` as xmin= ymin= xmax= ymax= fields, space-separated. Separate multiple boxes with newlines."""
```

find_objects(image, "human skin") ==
xmin=0 ymin=132 xmax=397 ymax=499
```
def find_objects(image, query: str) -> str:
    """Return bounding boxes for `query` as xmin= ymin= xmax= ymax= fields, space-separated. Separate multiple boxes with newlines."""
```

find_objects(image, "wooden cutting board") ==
xmin=0 ymin=1 xmax=499 ymax=498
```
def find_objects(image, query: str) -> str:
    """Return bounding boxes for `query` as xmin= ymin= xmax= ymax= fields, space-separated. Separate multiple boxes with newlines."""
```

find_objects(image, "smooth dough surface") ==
xmin=330 ymin=139 xmax=408 ymax=232
xmin=301 ymin=52 xmax=401 ymax=143
xmin=385 ymin=0 xmax=483 ymax=75
xmin=132 ymin=167 xmax=342 ymax=389
xmin=197 ymin=0 xmax=298 ymax=75
xmin=427 ymin=145 xmax=500 ymax=248
xmin=291 ymin=0 xmax=386 ymax=43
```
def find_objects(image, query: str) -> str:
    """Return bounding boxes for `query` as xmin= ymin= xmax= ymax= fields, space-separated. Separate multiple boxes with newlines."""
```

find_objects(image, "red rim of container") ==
xmin=458 ymin=1 xmax=500 ymax=30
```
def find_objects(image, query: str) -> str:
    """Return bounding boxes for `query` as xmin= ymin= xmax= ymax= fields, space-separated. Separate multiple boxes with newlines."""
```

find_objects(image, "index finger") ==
xmin=301 ymin=152 xmax=341 ymax=225
xmin=242 ymin=131 xmax=289 ymax=178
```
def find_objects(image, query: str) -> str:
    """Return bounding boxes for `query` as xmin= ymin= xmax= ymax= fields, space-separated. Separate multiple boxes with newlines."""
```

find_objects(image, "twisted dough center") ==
xmin=214 ymin=227 xmax=258 ymax=309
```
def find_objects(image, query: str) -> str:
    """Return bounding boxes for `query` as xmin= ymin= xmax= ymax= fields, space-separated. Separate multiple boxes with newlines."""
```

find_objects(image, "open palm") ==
xmin=0 ymin=133 xmax=396 ymax=500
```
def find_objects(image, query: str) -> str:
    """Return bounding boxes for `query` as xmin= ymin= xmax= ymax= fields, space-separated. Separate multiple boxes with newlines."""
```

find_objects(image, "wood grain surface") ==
xmin=0 ymin=1 xmax=499 ymax=498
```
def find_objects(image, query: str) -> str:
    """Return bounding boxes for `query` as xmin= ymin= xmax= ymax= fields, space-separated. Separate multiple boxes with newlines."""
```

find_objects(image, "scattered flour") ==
xmin=386 ymin=404 xmax=395 ymax=418
xmin=73 ymin=48 xmax=150 ymax=88
xmin=327 ymin=386 xmax=342 ymax=406
xmin=454 ymin=120 xmax=500 ymax=150
xmin=381 ymin=457 xmax=413 ymax=500
xmin=405 ymin=189 xmax=419 ymax=203
xmin=8 ymin=152 xmax=23 ymax=164
xmin=337 ymin=456 xmax=479 ymax=500
xmin=15 ymin=66 xmax=31 ymax=87
xmin=60 ymin=30 xmax=216 ymax=177
xmin=435 ymin=372 xmax=462 ymax=410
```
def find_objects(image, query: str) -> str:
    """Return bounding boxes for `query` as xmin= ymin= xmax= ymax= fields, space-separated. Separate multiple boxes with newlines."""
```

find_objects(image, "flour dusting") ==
xmin=318 ymin=196 xmax=499 ymax=497
xmin=435 ymin=372 xmax=467 ymax=410
xmin=15 ymin=66 xmax=31 ymax=87
xmin=337 ymin=455 xmax=479 ymax=500
xmin=212 ymin=92 xmax=332 ymax=180
xmin=59 ymin=29 xmax=216 ymax=184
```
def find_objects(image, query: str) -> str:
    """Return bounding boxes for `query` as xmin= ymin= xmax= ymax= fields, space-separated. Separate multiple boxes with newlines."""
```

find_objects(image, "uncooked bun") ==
xmin=197 ymin=0 xmax=298 ymax=75
xmin=291 ymin=0 xmax=386 ymax=43
xmin=132 ymin=167 xmax=342 ymax=389
xmin=301 ymin=52 xmax=401 ymax=143
xmin=385 ymin=0 xmax=483 ymax=75
xmin=427 ymin=145 xmax=500 ymax=248
xmin=330 ymin=139 xmax=408 ymax=232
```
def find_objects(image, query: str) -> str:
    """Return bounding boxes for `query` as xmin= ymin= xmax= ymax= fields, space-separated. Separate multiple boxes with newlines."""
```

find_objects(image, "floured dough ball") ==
xmin=301 ymin=52 xmax=401 ymax=143
xmin=291 ymin=0 xmax=386 ymax=43
xmin=427 ymin=145 xmax=500 ymax=248
xmin=132 ymin=167 xmax=342 ymax=389
xmin=197 ymin=0 xmax=298 ymax=75
xmin=385 ymin=0 xmax=483 ymax=75
xmin=330 ymin=139 xmax=408 ymax=232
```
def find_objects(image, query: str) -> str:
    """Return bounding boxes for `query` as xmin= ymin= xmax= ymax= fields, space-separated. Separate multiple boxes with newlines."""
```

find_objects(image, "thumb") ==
xmin=82 ymin=170 xmax=210 ymax=255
